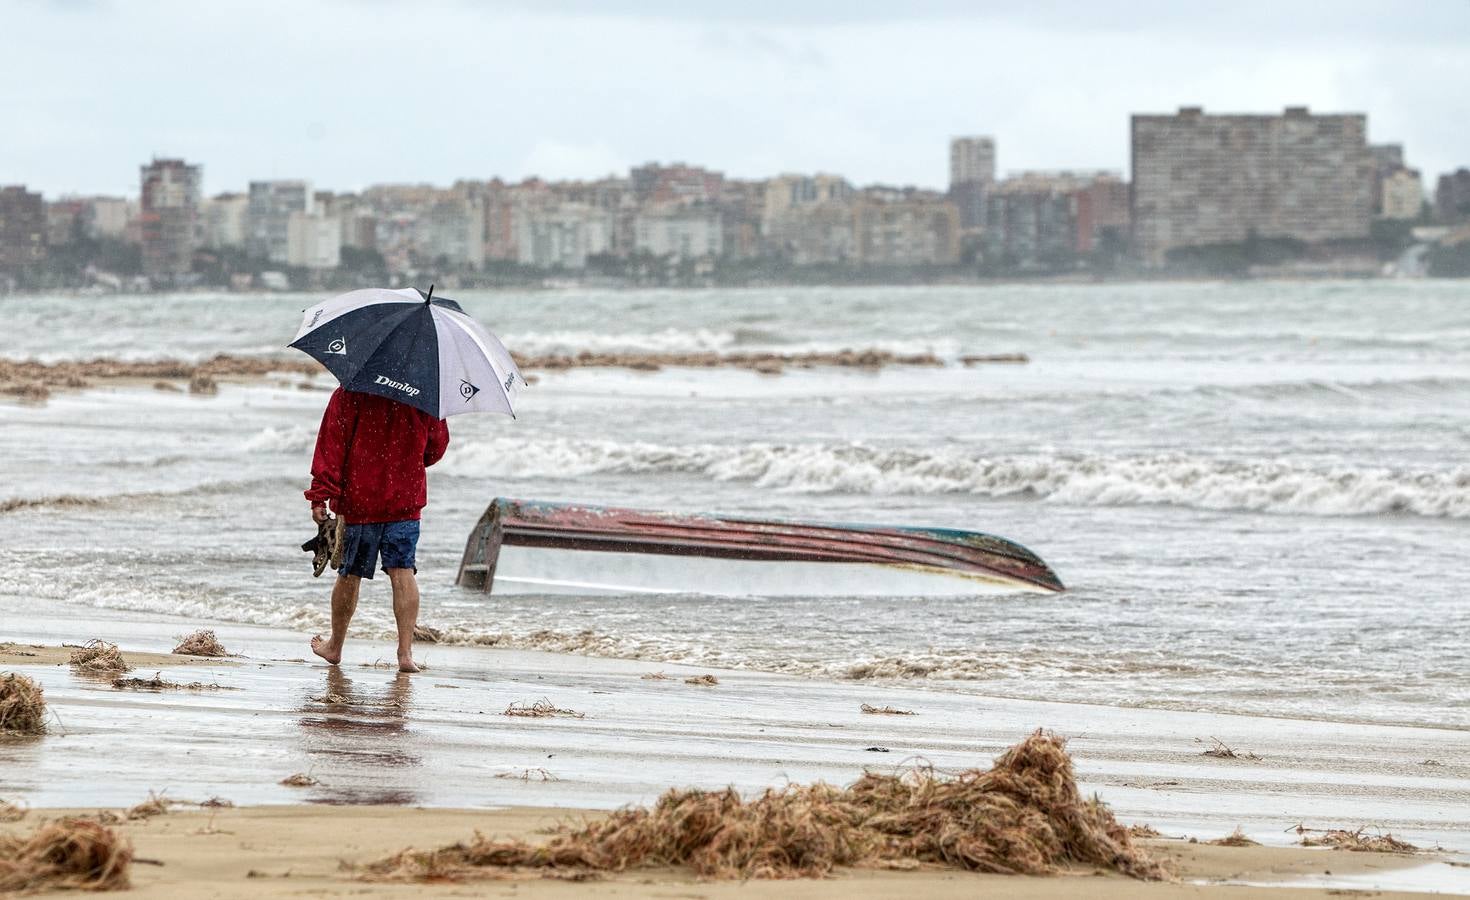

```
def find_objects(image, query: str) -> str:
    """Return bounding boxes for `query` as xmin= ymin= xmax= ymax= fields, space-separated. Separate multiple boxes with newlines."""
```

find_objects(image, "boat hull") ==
xmin=456 ymin=498 xmax=1064 ymax=597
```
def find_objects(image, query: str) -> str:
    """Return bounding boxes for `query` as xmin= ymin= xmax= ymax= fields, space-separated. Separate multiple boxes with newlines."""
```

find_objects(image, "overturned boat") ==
xmin=456 ymin=498 xmax=1063 ymax=597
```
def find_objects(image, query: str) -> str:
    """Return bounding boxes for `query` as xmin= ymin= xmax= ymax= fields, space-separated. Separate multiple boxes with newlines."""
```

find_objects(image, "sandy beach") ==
xmin=3 ymin=599 xmax=1468 ymax=897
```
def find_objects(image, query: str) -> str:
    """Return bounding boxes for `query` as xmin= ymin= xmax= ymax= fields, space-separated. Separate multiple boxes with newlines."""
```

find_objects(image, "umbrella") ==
xmin=289 ymin=285 xmax=524 ymax=419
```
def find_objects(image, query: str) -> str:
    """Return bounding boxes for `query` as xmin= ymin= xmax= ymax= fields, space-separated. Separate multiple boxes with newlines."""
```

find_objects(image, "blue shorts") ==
xmin=338 ymin=520 xmax=420 ymax=579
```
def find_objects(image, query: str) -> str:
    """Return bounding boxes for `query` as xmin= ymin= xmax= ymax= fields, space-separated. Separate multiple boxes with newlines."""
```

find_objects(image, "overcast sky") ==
xmin=5 ymin=0 xmax=1468 ymax=197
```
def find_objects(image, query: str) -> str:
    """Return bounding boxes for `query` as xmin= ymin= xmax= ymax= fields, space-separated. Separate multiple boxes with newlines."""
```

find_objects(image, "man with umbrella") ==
xmin=291 ymin=287 xmax=523 ymax=673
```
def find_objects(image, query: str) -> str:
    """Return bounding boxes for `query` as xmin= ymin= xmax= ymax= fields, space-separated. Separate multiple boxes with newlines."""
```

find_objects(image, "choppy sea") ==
xmin=2 ymin=281 xmax=1467 ymax=728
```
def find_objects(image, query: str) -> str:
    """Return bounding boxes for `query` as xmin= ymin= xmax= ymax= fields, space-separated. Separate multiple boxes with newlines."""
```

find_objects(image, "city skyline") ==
xmin=5 ymin=0 xmax=1468 ymax=197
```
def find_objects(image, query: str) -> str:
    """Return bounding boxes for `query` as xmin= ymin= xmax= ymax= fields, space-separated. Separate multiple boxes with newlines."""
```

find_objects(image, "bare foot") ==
xmin=311 ymin=634 xmax=342 ymax=666
xmin=398 ymin=657 xmax=420 ymax=674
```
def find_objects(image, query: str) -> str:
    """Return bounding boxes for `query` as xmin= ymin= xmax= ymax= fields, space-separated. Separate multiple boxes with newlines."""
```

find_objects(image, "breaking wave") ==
xmin=438 ymin=437 xmax=1470 ymax=519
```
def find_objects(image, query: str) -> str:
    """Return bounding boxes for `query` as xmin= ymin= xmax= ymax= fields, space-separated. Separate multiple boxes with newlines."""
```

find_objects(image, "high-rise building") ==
xmin=634 ymin=204 xmax=724 ymax=260
xmin=246 ymin=180 xmax=310 ymax=263
xmin=1435 ymin=169 xmax=1470 ymax=223
xmin=286 ymin=211 xmax=342 ymax=269
xmin=139 ymin=158 xmax=202 ymax=280
xmin=0 ymin=186 xmax=46 ymax=271
xmin=949 ymin=136 xmax=996 ymax=231
xmin=761 ymin=174 xmax=855 ymax=264
xmin=201 ymin=193 xmax=249 ymax=248
xmin=1130 ymin=106 xmax=1373 ymax=266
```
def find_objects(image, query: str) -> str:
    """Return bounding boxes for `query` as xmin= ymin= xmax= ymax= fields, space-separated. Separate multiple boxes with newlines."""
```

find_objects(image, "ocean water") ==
xmin=1 ymin=281 xmax=1467 ymax=729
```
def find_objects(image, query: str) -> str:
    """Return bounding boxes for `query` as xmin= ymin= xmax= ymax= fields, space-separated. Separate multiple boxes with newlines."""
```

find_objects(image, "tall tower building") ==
xmin=139 ymin=158 xmax=202 ymax=280
xmin=948 ymin=136 xmax=996 ymax=230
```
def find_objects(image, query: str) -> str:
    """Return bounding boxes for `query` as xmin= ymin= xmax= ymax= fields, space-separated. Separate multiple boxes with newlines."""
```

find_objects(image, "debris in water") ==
xmin=861 ymin=703 xmax=915 ymax=716
xmin=172 ymin=630 xmax=230 ymax=657
xmin=504 ymin=700 xmax=584 ymax=719
xmin=684 ymin=674 xmax=719 ymax=686
xmin=0 ymin=673 xmax=46 ymax=735
xmin=639 ymin=672 xmax=671 ymax=681
xmin=413 ymin=625 xmax=444 ymax=643
xmin=494 ymin=768 xmax=559 ymax=782
xmin=0 ymin=817 xmax=132 ymax=892
xmin=188 ymin=374 xmax=218 ymax=394
xmin=364 ymin=730 xmax=1168 ymax=882
xmin=280 ymin=773 xmax=318 ymax=787
xmin=68 ymin=640 xmax=131 ymax=675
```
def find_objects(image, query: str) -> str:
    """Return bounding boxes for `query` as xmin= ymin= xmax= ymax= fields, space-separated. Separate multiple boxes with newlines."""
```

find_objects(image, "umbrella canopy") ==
xmin=289 ymin=286 xmax=524 ymax=419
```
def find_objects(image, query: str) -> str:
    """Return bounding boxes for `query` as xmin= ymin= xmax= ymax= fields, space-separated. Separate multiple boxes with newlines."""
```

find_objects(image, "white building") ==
xmin=515 ymin=202 xmax=612 ymax=269
xmin=247 ymin=180 xmax=311 ymax=263
xmin=1380 ymin=169 xmax=1424 ymax=221
xmin=286 ymin=212 xmax=341 ymax=269
xmin=87 ymin=197 xmax=133 ymax=238
xmin=418 ymin=198 xmax=485 ymax=268
xmin=634 ymin=205 xmax=723 ymax=259
xmin=201 ymin=194 xmax=248 ymax=248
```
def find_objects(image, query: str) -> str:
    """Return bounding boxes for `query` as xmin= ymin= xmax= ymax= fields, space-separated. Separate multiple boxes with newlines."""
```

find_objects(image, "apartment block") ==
xmin=139 ymin=158 xmax=202 ymax=279
xmin=1436 ymin=169 xmax=1470 ymax=223
xmin=247 ymin=180 xmax=311 ymax=263
xmin=634 ymin=204 xmax=724 ymax=260
xmin=1130 ymin=106 xmax=1373 ymax=266
xmin=853 ymin=189 xmax=960 ymax=266
xmin=949 ymin=136 xmax=996 ymax=230
xmin=0 ymin=186 xmax=46 ymax=270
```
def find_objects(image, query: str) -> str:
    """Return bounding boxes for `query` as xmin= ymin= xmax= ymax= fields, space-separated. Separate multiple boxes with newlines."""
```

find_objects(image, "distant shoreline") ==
xmin=5 ymin=270 xmax=1461 ymax=299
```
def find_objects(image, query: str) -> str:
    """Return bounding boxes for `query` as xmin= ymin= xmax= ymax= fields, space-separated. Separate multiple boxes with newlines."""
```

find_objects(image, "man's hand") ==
xmin=312 ymin=504 xmax=330 ymax=524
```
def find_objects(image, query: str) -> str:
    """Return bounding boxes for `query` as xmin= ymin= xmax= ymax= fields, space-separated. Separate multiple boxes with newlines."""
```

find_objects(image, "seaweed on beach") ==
xmin=111 ymin=671 xmax=234 ymax=692
xmin=860 ymin=703 xmax=915 ymax=716
xmin=365 ymin=729 xmax=1168 ymax=883
xmin=413 ymin=625 xmax=444 ymax=644
xmin=0 ymin=673 xmax=47 ymax=735
xmin=1127 ymin=824 xmax=1161 ymax=839
xmin=504 ymin=700 xmax=584 ymax=719
xmin=684 ymin=674 xmax=719 ymax=686
xmin=126 ymin=791 xmax=175 ymax=821
xmin=639 ymin=672 xmax=671 ymax=681
xmin=0 ymin=817 xmax=132 ymax=893
xmin=0 ymin=799 xmax=28 ymax=822
xmin=172 ymin=630 xmax=230 ymax=657
xmin=1198 ymin=737 xmax=1260 ymax=761
xmin=69 ymin=640 xmax=131 ymax=675
xmin=1292 ymin=825 xmax=1420 ymax=854
xmin=1207 ymin=827 xmax=1259 ymax=847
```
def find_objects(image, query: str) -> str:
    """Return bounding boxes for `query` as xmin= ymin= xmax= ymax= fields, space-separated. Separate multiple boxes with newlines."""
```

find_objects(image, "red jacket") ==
xmin=304 ymin=389 xmax=450 ymax=524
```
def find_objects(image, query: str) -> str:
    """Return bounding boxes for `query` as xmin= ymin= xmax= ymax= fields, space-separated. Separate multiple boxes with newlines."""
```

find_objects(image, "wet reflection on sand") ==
xmin=296 ymin=669 xmax=422 ymax=804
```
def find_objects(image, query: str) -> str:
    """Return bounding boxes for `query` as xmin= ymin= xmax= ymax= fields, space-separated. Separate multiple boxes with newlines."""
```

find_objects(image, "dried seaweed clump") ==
xmin=0 ymin=799 xmax=28 ymax=822
xmin=860 ymin=703 xmax=915 ymax=716
xmin=1208 ymin=827 xmax=1259 ymax=847
xmin=69 ymin=640 xmax=131 ymax=675
xmin=367 ymin=730 xmax=1167 ymax=883
xmin=126 ymin=792 xmax=175 ymax=821
xmin=280 ymin=773 xmax=319 ymax=787
xmin=1294 ymin=826 xmax=1420 ymax=854
xmin=504 ymin=700 xmax=584 ymax=719
xmin=0 ymin=673 xmax=47 ymax=735
xmin=1199 ymin=737 xmax=1260 ymax=761
xmin=684 ymin=674 xmax=719 ymax=686
xmin=0 ymin=817 xmax=132 ymax=893
xmin=172 ymin=629 xmax=230 ymax=657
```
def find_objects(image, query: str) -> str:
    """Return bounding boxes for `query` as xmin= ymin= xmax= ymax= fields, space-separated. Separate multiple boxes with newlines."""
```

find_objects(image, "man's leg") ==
xmin=311 ymin=574 xmax=361 ymax=665
xmin=385 ymin=567 xmax=420 ymax=673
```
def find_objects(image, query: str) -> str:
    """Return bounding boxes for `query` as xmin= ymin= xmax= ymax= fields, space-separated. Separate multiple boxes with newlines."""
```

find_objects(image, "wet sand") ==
xmin=2 ymin=599 xmax=1469 ymax=895
xmin=0 ymin=804 xmax=1450 ymax=899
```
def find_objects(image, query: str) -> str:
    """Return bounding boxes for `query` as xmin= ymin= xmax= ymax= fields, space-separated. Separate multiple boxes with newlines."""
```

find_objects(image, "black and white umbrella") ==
xmin=289 ymin=286 xmax=524 ymax=419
